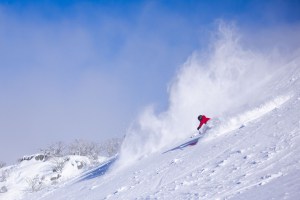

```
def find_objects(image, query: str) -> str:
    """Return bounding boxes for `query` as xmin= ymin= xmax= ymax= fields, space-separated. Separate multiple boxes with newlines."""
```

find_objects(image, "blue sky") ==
xmin=0 ymin=0 xmax=300 ymax=163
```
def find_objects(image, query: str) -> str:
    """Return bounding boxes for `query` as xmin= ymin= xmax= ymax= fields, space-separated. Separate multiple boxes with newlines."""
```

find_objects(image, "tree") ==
xmin=99 ymin=138 xmax=123 ymax=157
xmin=40 ymin=141 xmax=66 ymax=158
xmin=0 ymin=161 xmax=6 ymax=169
xmin=26 ymin=175 xmax=44 ymax=192
xmin=68 ymin=139 xmax=100 ymax=160
xmin=0 ymin=169 xmax=9 ymax=182
xmin=51 ymin=157 xmax=68 ymax=173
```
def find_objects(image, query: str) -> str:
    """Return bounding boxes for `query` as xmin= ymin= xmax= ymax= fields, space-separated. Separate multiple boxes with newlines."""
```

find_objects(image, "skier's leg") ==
xmin=201 ymin=125 xmax=208 ymax=134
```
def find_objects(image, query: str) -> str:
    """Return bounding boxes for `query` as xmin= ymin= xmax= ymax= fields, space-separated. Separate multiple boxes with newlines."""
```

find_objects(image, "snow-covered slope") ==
xmin=18 ymin=55 xmax=300 ymax=199
xmin=0 ymin=155 xmax=107 ymax=200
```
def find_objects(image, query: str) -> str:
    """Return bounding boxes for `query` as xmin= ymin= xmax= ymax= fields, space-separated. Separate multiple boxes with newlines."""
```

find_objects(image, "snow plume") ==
xmin=117 ymin=22 xmax=297 ymax=168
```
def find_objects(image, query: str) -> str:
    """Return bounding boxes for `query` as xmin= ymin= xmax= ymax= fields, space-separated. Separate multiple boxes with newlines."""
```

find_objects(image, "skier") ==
xmin=197 ymin=115 xmax=211 ymax=134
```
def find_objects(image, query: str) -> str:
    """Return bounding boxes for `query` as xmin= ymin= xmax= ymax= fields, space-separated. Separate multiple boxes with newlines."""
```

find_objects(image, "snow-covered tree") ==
xmin=99 ymin=138 xmax=123 ymax=157
xmin=0 ymin=169 xmax=9 ymax=182
xmin=68 ymin=139 xmax=100 ymax=160
xmin=26 ymin=175 xmax=44 ymax=192
xmin=40 ymin=141 xmax=66 ymax=158
xmin=51 ymin=157 xmax=68 ymax=173
xmin=0 ymin=161 xmax=6 ymax=169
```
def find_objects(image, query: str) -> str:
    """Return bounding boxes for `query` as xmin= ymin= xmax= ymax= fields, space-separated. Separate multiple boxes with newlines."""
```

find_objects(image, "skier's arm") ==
xmin=197 ymin=121 xmax=204 ymax=130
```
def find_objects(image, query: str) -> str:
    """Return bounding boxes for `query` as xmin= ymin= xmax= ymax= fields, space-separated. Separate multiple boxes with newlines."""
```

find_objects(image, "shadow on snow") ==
xmin=162 ymin=135 xmax=203 ymax=154
xmin=78 ymin=156 xmax=117 ymax=182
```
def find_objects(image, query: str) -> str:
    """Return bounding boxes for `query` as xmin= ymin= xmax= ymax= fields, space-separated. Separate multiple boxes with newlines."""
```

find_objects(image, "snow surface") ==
xmin=2 ymin=26 xmax=300 ymax=200
xmin=0 ymin=155 xmax=107 ymax=200
xmin=18 ymin=89 xmax=300 ymax=199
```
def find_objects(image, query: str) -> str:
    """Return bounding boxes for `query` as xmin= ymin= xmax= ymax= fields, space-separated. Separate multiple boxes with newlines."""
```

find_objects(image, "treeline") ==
xmin=19 ymin=138 xmax=123 ymax=163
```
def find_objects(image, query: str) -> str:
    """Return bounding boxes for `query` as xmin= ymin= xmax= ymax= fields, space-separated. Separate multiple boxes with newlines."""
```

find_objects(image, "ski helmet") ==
xmin=198 ymin=115 xmax=203 ymax=121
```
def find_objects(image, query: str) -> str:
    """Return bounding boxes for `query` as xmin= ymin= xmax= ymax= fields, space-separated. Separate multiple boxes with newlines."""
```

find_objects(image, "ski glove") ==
xmin=197 ymin=127 xmax=200 ymax=130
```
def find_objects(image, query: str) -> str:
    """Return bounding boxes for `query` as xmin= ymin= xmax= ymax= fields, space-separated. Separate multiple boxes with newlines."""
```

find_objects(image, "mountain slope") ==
xmin=21 ymin=63 xmax=300 ymax=199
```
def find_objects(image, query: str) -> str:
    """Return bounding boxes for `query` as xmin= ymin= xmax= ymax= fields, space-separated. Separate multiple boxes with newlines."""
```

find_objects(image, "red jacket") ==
xmin=198 ymin=115 xmax=210 ymax=129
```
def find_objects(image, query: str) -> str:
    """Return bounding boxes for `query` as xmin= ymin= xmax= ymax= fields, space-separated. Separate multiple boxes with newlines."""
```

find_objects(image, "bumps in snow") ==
xmin=0 ymin=186 xmax=8 ymax=193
